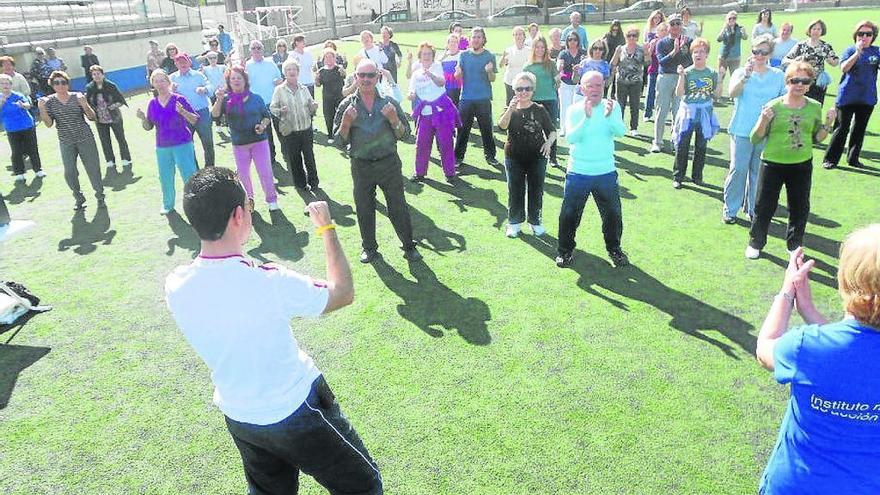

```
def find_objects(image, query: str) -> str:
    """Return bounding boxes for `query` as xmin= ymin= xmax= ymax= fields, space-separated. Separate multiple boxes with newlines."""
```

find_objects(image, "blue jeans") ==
xmin=156 ymin=142 xmax=198 ymax=210
xmin=189 ymin=107 xmax=215 ymax=167
xmin=224 ymin=376 xmax=383 ymax=495
xmin=644 ymin=72 xmax=658 ymax=118
xmin=723 ymin=135 xmax=764 ymax=219
xmin=534 ymin=99 xmax=559 ymax=163
xmin=557 ymin=171 xmax=623 ymax=255
xmin=454 ymin=99 xmax=495 ymax=162
xmin=505 ymin=156 xmax=547 ymax=225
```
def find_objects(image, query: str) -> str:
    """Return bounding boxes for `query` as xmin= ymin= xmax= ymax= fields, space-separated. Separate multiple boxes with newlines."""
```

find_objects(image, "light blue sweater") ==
xmin=564 ymin=100 xmax=626 ymax=176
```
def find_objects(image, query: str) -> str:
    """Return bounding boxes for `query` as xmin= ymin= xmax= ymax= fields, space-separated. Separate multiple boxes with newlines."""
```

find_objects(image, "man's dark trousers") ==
xmin=351 ymin=154 xmax=416 ymax=252
xmin=557 ymin=171 xmax=623 ymax=255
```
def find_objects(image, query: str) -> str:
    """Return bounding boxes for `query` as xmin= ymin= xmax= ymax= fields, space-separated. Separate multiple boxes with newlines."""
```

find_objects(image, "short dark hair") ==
xmin=853 ymin=20 xmax=878 ymax=43
xmin=806 ymin=19 xmax=827 ymax=37
xmin=89 ymin=64 xmax=104 ymax=74
xmin=293 ymin=35 xmax=305 ymax=44
xmin=183 ymin=167 xmax=247 ymax=241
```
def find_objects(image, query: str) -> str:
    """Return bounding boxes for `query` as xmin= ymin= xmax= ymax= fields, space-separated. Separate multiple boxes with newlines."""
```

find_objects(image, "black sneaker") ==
xmin=403 ymin=247 xmax=423 ymax=262
xmin=822 ymin=161 xmax=837 ymax=170
xmin=410 ymin=174 xmax=424 ymax=183
xmin=73 ymin=194 xmax=87 ymax=210
xmin=555 ymin=251 xmax=573 ymax=268
xmin=850 ymin=161 xmax=865 ymax=168
xmin=359 ymin=249 xmax=378 ymax=264
xmin=445 ymin=175 xmax=457 ymax=184
xmin=609 ymin=250 xmax=629 ymax=268
xmin=486 ymin=157 xmax=501 ymax=167
xmin=722 ymin=216 xmax=736 ymax=225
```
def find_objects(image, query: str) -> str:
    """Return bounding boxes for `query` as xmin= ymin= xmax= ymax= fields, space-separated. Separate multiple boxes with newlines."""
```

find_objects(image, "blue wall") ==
xmin=70 ymin=65 xmax=149 ymax=93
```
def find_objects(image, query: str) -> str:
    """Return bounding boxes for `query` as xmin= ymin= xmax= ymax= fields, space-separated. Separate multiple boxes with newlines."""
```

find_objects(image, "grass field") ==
xmin=1 ymin=7 xmax=878 ymax=494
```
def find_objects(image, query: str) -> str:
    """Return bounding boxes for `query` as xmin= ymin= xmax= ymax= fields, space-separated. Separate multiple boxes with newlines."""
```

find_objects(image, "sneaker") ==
xmin=644 ymin=115 xmax=654 ymax=123
xmin=530 ymin=223 xmax=546 ymax=236
xmin=555 ymin=251 xmax=573 ymax=268
xmin=445 ymin=175 xmax=457 ymax=184
xmin=327 ymin=138 xmax=335 ymax=144
xmin=550 ymin=161 xmax=560 ymax=169
xmin=486 ymin=157 xmax=501 ymax=167
xmin=403 ymin=247 xmax=423 ymax=262
xmin=35 ymin=170 xmax=47 ymax=178
xmin=745 ymin=246 xmax=760 ymax=259
xmin=160 ymin=208 xmax=172 ymax=215
xmin=13 ymin=174 xmax=26 ymax=182
xmin=722 ymin=216 xmax=736 ymax=225
xmin=628 ymin=129 xmax=638 ymax=137
xmin=268 ymin=202 xmax=279 ymax=211
xmin=692 ymin=178 xmax=704 ymax=186
xmin=822 ymin=161 xmax=837 ymax=170
xmin=672 ymin=180 xmax=682 ymax=189
xmin=650 ymin=144 xmax=661 ymax=153
xmin=505 ymin=223 xmax=521 ymax=238
xmin=410 ymin=173 xmax=425 ymax=182
xmin=850 ymin=161 xmax=865 ymax=168
xmin=360 ymin=249 xmax=378 ymax=263
xmin=105 ymin=161 xmax=116 ymax=170
xmin=120 ymin=160 xmax=131 ymax=167
xmin=609 ymin=249 xmax=629 ymax=268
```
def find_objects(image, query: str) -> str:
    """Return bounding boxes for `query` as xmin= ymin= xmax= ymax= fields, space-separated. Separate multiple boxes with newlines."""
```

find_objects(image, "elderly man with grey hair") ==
xmin=562 ymin=12 xmax=589 ymax=50
xmin=556 ymin=71 xmax=628 ymax=269
xmin=245 ymin=39 xmax=283 ymax=165
xmin=333 ymin=59 xmax=421 ymax=264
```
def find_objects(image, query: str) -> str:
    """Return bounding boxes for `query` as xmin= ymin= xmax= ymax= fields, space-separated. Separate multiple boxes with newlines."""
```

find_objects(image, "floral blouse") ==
xmin=784 ymin=40 xmax=838 ymax=74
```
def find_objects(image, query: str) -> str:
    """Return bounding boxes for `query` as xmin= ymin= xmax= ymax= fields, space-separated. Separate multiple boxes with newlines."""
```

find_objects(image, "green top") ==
xmin=683 ymin=67 xmax=718 ymax=104
xmin=524 ymin=62 xmax=558 ymax=103
xmin=751 ymin=96 xmax=823 ymax=164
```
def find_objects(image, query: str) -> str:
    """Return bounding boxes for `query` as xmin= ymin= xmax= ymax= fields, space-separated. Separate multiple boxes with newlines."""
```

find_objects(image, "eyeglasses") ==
xmin=250 ymin=47 xmax=263 ymax=51
xmin=210 ymin=42 xmax=218 ymax=46
xmin=788 ymin=77 xmax=812 ymax=85
xmin=51 ymin=79 xmax=68 ymax=86
xmin=856 ymin=31 xmax=874 ymax=37
xmin=356 ymin=72 xmax=377 ymax=79
xmin=669 ymin=21 xmax=682 ymax=26
xmin=626 ymin=33 xmax=639 ymax=38
xmin=514 ymin=86 xmax=533 ymax=92
xmin=751 ymin=49 xmax=770 ymax=56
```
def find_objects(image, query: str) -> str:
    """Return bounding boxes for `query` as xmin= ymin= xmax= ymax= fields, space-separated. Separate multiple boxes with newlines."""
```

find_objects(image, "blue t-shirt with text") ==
xmin=837 ymin=45 xmax=880 ymax=107
xmin=459 ymin=50 xmax=497 ymax=102
xmin=760 ymin=319 xmax=880 ymax=495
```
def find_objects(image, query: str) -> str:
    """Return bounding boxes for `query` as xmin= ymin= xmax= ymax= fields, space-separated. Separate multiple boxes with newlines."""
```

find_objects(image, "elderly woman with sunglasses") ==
xmin=136 ymin=69 xmax=200 ymax=215
xmin=498 ymin=72 xmax=556 ymax=238
xmin=556 ymin=32 xmax=586 ymax=135
xmin=610 ymin=25 xmax=648 ymax=136
xmin=722 ymin=35 xmax=785 ymax=224
xmin=37 ymin=70 xmax=105 ymax=210
xmin=782 ymin=19 xmax=839 ymax=105
xmin=756 ymin=224 xmax=880 ymax=495
xmin=822 ymin=21 xmax=879 ymax=170
xmin=745 ymin=62 xmax=837 ymax=260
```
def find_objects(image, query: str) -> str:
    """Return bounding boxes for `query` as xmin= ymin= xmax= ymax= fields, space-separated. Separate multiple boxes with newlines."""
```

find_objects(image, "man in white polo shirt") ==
xmin=165 ymin=167 xmax=382 ymax=495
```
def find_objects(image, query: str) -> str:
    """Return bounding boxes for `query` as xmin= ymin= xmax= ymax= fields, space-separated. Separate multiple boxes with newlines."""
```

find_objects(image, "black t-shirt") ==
xmin=504 ymin=103 xmax=555 ymax=161
xmin=317 ymin=66 xmax=345 ymax=100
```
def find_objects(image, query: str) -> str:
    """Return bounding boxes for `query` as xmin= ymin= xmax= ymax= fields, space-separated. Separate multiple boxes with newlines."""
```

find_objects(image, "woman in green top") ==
xmin=745 ymin=61 xmax=837 ymax=260
xmin=524 ymin=37 xmax=560 ymax=168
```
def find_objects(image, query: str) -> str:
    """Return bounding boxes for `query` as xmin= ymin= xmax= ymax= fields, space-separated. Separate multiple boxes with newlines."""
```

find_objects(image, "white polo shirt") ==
xmin=408 ymin=62 xmax=445 ymax=114
xmin=165 ymin=254 xmax=329 ymax=425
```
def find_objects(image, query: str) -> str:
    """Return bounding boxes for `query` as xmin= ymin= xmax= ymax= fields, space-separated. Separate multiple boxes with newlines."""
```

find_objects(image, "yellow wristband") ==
xmin=315 ymin=224 xmax=337 ymax=236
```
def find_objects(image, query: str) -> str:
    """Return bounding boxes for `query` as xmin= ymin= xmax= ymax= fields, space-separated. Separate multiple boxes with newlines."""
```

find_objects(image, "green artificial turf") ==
xmin=1 ymin=8 xmax=878 ymax=494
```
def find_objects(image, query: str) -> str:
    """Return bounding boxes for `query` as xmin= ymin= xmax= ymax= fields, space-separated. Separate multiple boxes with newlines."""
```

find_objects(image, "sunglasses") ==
xmin=51 ymin=79 xmax=68 ymax=86
xmin=788 ymin=77 xmax=812 ymax=85
xmin=210 ymin=42 xmax=218 ymax=46
xmin=856 ymin=31 xmax=874 ymax=37
xmin=514 ymin=86 xmax=533 ymax=92
xmin=669 ymin=21 xmax=682 ymax=26
xmin=751 ymin=49 xmax=770 ymax=56
xmin=251 ymin=47 xmax=263 ymax=51
xmin=626 ymin=33 xmax=639 ymax=38
xmin=357 ymin=72 xmax=377 ymax=79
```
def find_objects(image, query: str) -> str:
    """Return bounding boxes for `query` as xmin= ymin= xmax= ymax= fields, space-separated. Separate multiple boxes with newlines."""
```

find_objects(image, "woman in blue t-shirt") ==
xmin=756 ymin=225 xmax=880 ymax=495
xmin=0 ymin=73 xmax=43 ymax=182
xmin=822 ymin=20 xmax=879 ymax=170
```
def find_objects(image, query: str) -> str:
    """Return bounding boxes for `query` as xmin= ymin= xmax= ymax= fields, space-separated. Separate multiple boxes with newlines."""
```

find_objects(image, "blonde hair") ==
xmin=690 ymin=37 xmax=710 ymax=54
xmin=785 ymin=61 xmax=815 ymax=82
xmin=513 ymin=71 xmax=537 ymax=87
xmin=149 ymin=68 xmax=170 ymax=86
xmin=838 ymin=224 xmax=880 ymax=328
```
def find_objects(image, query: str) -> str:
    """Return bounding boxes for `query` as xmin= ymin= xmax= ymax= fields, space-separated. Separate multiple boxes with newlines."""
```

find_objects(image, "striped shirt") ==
xmin=269 ymin=83 xmax=315 ymax=135
xmin=44 ymin=93 xmax=94 ymax=145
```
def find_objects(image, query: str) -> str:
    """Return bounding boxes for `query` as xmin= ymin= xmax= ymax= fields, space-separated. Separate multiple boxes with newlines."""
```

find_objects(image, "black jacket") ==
xmin=84 ymin=79 xmax=127 ymax=123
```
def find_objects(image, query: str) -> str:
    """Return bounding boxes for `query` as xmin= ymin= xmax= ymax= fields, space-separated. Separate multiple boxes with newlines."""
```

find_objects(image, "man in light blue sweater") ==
xmin=557 ymin=71 xmax=629 ymax=268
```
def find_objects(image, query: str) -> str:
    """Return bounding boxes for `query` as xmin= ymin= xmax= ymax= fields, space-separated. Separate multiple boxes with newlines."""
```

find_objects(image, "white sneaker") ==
xmin=629 ymin=129 xmax=638 ymax=137
xmin=13 ymin=174 xmax=26 ymax=182
xmin=745 ymin=246 xmax=760 ymax=259
xmin=505 ymin=223 xmax=521 ymax=238
xmin=35 ymin=170 xmax=47 ymax=178
xmin=268 ymin=202 xmax=279 ymax=211
xmin=327 ymin=138 xmax=334 ymax=144
xmin=650 ymin=144 xmax=661 ymax=153
xmin=530 ymin=223 xmax=546 ymax=236
xmin=159 ymin=208 xmax=172 ymax=215
xmin=105 ymin=161 xmax=115 ymax=169
xmin=120 ymin=160 xmax=131 ymax=167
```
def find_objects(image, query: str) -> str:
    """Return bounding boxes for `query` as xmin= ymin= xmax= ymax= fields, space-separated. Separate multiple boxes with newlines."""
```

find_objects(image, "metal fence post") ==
xmin=90 ymin=4 xmax=99 ymax=37
xmin=70 ymin=4 xmax=80 ymax=42
xmin=47 ymin=5 xmax=57 ymax=45
xmin=19 ymin=4 xmax=33 ymax=48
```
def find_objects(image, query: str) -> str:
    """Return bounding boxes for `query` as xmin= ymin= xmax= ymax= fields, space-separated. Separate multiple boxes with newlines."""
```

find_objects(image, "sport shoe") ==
xmin=360 ymin=249 xmax=378 ymax=263
xmin=650 ymin=144 xmax=661 ymax=153
xmin=268 ymin=201 xmax=279 ymax=211
xmin=486 ymin=157 xmax=501 ymax=167
xmin=822 ymin=161 xmax=837 ymax=170
xmin=530 ymin=223 xmax=546 ymax=236
xmin=35 ymin=170 xmax=47 ymax=178
xmin=644 ymin=115 xmax=654 ymax=123
xmin=14 ymin=174 xmax=26 ymax=182
xmin=628 ymin=129 xmax=638 ymax=137
xmin=555 ymin=251 xmax=573 ymax=268
xmin=672 ymin=180 xmax=682 ymax=189
xmin=445 ymin=175 xmax=457 ymax=184
xmin=722 ymin=216 xmax=736 ymax=224
xmin=505 ymin=223 xmax=521 ymax=238
xmin=410 ymin=173 xmax=424 ymax=182
xmin=105 ymin=161 xmax=116 ymax=170
xmin=159 ymin=208 xmax=172 ymax=215
xmin=327 ymin=138 xmax=335 ymax=144
xmin=120 ymin=160 xmax=131 ymax=167
xmin=609 ymin=249 xmax=629 ymax=268
xmin=745 ymin=246 xmax=760 ymax=259
xmin=403 ymin=247 xmax=423 ymax=261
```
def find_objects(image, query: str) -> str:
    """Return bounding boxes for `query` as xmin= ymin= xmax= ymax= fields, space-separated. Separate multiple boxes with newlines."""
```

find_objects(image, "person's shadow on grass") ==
xmin=102 ymin=167 xmax=142 ymax=192
xmin=519 ymin=234 xmax=756 ymax=359
xmin=371 ymin=257 xmax=491 ymax=345
xmin=165 ymin=210 xmax=200 ymax=257
xmin=247 ymin=210 xmax=308 ymax=263
xmin=5 ymin=177 xmax=43 ymax=205
xmin=0 ymin=341 xmax=50 ymax=409
xmin=57 ymin=208 xmax=116 ymax=255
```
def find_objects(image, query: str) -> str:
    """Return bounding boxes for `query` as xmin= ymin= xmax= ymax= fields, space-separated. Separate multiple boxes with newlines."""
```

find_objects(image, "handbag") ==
xmin=0 ymin=281 xmax=51 ymax=325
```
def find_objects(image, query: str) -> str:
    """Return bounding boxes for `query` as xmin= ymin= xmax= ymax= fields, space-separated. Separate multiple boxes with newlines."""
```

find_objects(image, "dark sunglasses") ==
xmin=669 ymin=21 xmax=682 ymax=26
xmin=788 ymin=77 xmax=812 ymax=85
xmin=514 ymin=86 xmax=533 ymax=92
xmin=626 ymin=33 xmax=639 ymax=38
xmin=751 ymin=49 xmax=770 ymax=56
xmin=210 ymin=42 xmax=219 ymax=45
xmin=357 ymin=72 xmax=377 ymax=79
xmin=856 ymin=31 xmax=874 ymax=37
xmin=51 ymin=79 xmax=68 ymax=86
